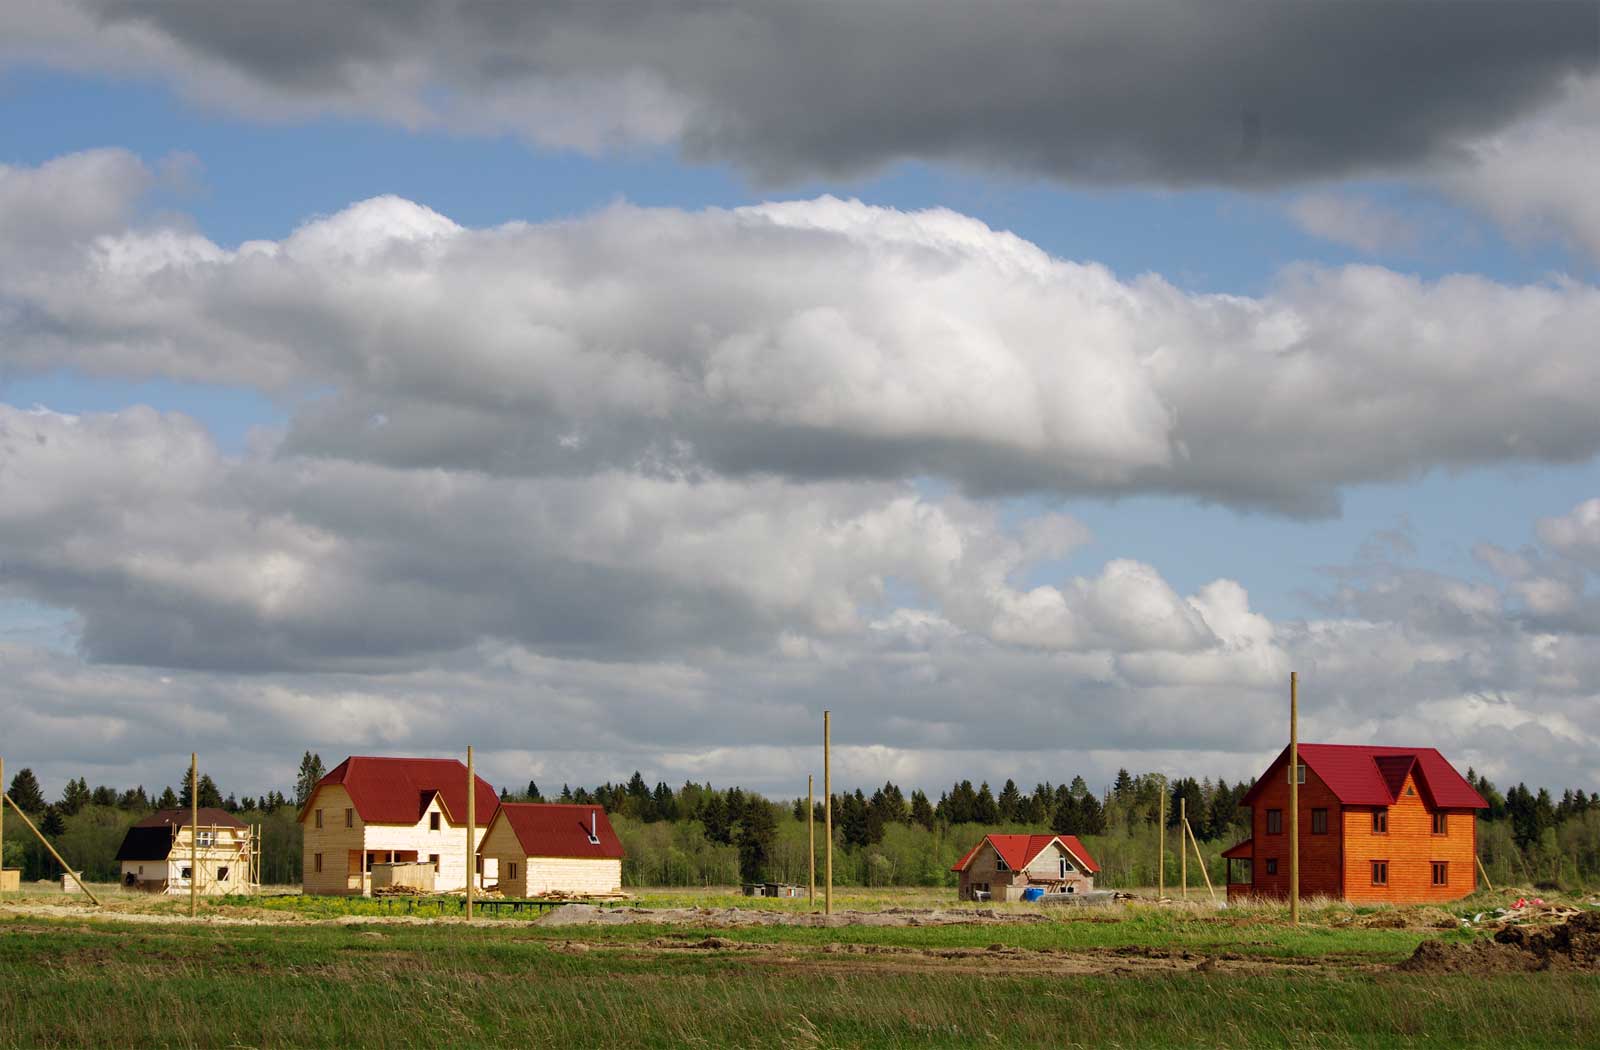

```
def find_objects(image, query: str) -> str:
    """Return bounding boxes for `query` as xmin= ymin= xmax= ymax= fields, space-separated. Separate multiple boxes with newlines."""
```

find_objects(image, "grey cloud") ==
xmin=8 ymin=1 xmax=1593 ymax=187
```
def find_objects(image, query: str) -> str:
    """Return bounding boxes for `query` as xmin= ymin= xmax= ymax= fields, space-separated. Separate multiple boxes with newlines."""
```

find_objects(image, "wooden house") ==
xmin=115 ymin=808 xmax=256 ymax=895
xmin=951 ymin=833 xmax=1099 ymax=901
xmin=478 ymin=803 xmax=624 ymax=897
xmin=1224 ymin=743 xmax=1488 ymax=903
xmin=299 ymin=756 xmax=499 ymax=896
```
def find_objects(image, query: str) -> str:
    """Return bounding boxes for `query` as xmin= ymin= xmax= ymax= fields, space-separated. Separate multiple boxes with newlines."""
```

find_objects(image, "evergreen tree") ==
xmin=909 ymin=789 xmax=935 ymax=830
xmin=652 ymin=782 xmax=677 ymax=822
xmin=41 ymin=806 xmax=66 ymax=837
xmin=156 ymin=785 xmax=178 ymax=810
xmin=1113 ymin=768 xmax=1134 ymax=802
xmin=294 ymin=752 xmax=325 ymax=807
xmin=6 ymin=769 xmax=46 ymax=813
xmin=1068 ymin=775 xmax=1089 ymax=799
xmin=996 ymin=779 xmax=1022 ymax=823
xmin=1052 ymin=785 xmax=1080 ymax=835
xmin=735 ymin=800 xmax=778 ymax=882
xmin=90 ymin=785 xmax=117 ymax=808
xmin=559 ymin=784 xmax=574 ymax=803
xmin=701 ymin=793 xmax=732 ymax=845
xmin=525 ymin=781 xmax=543 ymax=803
xmin=1077 ymin=792 xmax=1108 ymax=834
xmin=973 ymin=782 xmax=999 ymax=824
xmin=58 ymin=777 xmax=91 ymax=816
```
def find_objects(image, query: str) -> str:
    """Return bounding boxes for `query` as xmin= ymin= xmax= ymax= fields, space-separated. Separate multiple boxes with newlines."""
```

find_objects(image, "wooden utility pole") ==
xmin=0 ymin=754 xmax=5 ymax=893
xmin=190 ymin=753 xmax=199 ymax=918
xmin=1184 ymin=817 xmax=1217 ymax=902
xmin=466 ymin=745 xmax=475 ymax=921
xmin=1180 ymin=795 xmax=1187 ymax=899
xmin=823 ymin=710 xmax=832 ymax=916
xmin=807 ymin=773 xmax=815 ymax=906
xmin=1289 ymin=671 xmax=1300 ymax=926
xmin=2 ymin=793 xmax=101 ymax=905
xmin=1157 ymin=776 xmax=1165 ymax=900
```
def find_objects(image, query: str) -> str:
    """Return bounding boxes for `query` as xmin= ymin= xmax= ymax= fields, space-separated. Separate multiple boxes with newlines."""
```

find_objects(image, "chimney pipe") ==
xmin=591 ymin=809 xmax=597 ymax=841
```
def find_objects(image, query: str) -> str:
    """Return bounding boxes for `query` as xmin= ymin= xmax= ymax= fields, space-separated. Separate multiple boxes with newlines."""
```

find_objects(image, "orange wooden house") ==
xmin=1223 ymin=743 xmax=1488 ymax=903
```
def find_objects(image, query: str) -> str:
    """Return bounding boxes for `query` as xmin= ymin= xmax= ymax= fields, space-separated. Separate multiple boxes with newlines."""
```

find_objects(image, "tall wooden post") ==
xmin=823 ymin=710 xmax=832 ymax=916
xmin=189 ymin=753 xmax=199 ymax=918
xmin=466 ymin=745 xmax=475 ymax=921
xmin=807 ymin=773 xmax=815 ymax=906
xmin=1157 ymin=777 xmax=1165 ymax=900
xmin=0 ymin=754 xmax=6 ymax=892
xmin=2 ymin=793 xmax=101 ymax=905
xmin=1289 ymin=671 xmax=1300 ymax=926
xmin=1180 ymin=795 xmax=1187 ymax=899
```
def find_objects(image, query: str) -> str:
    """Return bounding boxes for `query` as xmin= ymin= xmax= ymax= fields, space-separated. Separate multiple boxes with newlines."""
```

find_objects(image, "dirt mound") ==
xmin=1398 ymin=911 xmax=1600 ymax=973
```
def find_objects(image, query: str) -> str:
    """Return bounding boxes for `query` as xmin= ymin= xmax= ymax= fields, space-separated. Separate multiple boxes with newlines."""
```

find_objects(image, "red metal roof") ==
xmin=951 ymin=833 xmax=1100 ymax=875
xmin=1241 ymin=744 xmax=1487 ymax=809
xmin=136 ymin=807 xmax=246 ymax=829
xmin=1221 ymin=837 xmax=1254 ymax=860
xmin=303 ymin=756 xmax=499 ymax=826
xmin=491 ymin=803 xmax=624 ymax=860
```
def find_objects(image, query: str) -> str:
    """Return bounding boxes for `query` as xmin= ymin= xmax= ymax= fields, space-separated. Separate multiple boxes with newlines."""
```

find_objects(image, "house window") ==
xmin=1288 ymin=763 xmax=1306 ymax=784
xmin=1432 ymin=812 xmax=1447 ymax=835
xmin=181 ymin=866 xmax=192 ymax=879
xmin=430 ymin=812 xmax=441 ymax=831
xmin=508 ymin=862 xmax=519 ymax=880
xmin=217 ymin=867 xmax=230 ymax=881
xmin=197 ymin=831 xmax=216 ymax=848
xmin=1266 ymin=809 xmax=1283 ymax=834
xmin=995 ymin=855 xmax=1010 ymax=872
xmin=345 ymin=808 xmax=353 ymax=829
xmin=1059 ymin=856 xmax=1072 ymax=879
xmin=138 ymin=865 xmax=144 ymax=875
xmin=1371 ymin=860 xmax=1388 ymax=886
xmin=1431 ymin=861 xmax=1448 ymax=886
xmin=429 ymin=853 xmax=440 ymax=872
xmin=1372 ymin=809 xmax=1388 ymax=834
xmin=315 ymin=809 xmax=323 ymax=829
xmin=1406 ymin=785 xmax=1415 ymax=796
xmin=314 ymin=853 xmax=323 ymax=874
xmin=1265 ymin=858 xmax=1278 ymax=875
xmin=1311 ymin=808 xmax=1328 ymax=835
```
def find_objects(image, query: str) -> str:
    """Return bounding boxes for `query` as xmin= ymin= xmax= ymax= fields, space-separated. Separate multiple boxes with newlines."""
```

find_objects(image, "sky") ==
xmin=2 ymin=0 xmax=1599 ymax=803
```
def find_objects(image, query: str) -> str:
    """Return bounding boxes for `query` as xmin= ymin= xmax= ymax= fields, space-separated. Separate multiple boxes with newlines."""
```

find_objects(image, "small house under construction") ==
xmin=115 ymin=808 xmax=258 ymax=895
xmin=478 ymin=803 xmax=625 ymax=897
xmin=952 ymin=833 xmax=1099 ymax=902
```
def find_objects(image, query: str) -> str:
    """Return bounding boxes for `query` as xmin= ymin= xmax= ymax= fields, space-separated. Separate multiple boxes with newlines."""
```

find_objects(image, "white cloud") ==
xmin=1286 ymin=192 xmax=1420 ymax=254
xmin=7 ymin=162 xmax=1600 ymax=515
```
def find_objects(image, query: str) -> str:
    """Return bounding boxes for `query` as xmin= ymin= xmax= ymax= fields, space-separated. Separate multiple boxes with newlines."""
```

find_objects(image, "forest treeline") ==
xmin=5 ymin=755 xmax=1598 ymax=890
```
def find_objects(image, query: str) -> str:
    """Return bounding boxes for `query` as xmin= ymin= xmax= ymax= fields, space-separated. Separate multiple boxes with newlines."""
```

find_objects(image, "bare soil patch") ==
xmin=537 ymin=904 xmax=1053 ymax=928
xmin=1398 ymin=910 xmax=1600 ymax=974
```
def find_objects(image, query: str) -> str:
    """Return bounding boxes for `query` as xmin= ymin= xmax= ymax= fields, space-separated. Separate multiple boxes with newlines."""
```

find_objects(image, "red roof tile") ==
xmin=491 ymin=803 xmax=624 ymax=860
xmin=303 ymin=756 xmax=499 ymax=826
xmin=951 ymin=833 xmax=1100 ymax=875
xmin=1242 ymin=744 xmax=1487 ymax=809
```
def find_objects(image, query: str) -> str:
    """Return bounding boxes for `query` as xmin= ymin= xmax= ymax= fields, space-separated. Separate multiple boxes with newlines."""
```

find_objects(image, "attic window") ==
xmin=430 ymin=812 xmax=441 ymax=831
xmin=995 ymin=853 xmax=1010 ymax=872
xmin=1406 ymin=785 xmax=1415 ymax=796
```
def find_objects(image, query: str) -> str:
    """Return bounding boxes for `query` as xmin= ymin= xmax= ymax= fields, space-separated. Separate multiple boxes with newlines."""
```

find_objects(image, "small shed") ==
xmin=479 ymin=803 xmax=624 ymax=898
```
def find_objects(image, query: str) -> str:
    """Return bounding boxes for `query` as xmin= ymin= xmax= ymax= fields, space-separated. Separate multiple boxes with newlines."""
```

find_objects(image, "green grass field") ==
xmin=3 ymin=897 xmax=1598 ymax=1049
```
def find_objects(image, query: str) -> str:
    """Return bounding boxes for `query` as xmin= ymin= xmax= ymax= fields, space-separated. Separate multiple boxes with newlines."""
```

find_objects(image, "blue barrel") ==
xmin=1020 ymin=887 xmax=1044 ymax=902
